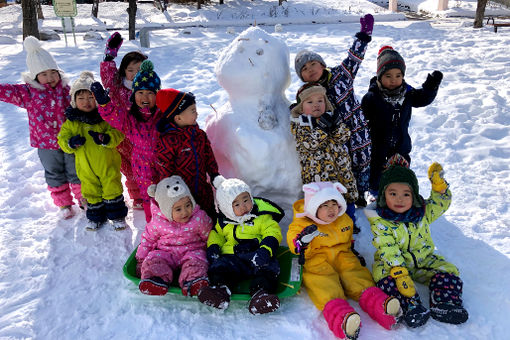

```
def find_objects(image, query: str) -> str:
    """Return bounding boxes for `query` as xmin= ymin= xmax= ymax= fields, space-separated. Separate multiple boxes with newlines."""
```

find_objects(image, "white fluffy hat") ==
xmin=214 ymin=175 xmax=254 ymax=223
xmin=296 ymin=181 xmax=347 ymax=225
xmin=147 ymin=175 xmax=196 ymax=222
xmin=70 ymin=71 xmax=95 ymax=108
xmin=23 ymin=36 xmax=60 ymax=80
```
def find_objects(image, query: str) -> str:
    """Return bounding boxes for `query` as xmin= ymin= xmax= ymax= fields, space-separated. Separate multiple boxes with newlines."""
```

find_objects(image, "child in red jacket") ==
xmin=154 ymin=89 xmax=221 ymax=220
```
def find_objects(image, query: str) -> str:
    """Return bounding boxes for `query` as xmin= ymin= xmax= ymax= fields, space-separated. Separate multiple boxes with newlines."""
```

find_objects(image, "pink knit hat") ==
xmin=296 ymin=181 xmax=347 ymax=225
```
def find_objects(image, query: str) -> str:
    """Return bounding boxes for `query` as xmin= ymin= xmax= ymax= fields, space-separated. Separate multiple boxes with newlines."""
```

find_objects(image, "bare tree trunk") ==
xmin=92 ymin=0 xmax=99 ymax=18
xmin=474 ymin=0 xmax=488 ymax=28
xmin=127 ymin=0 xmax=137 ymax=40
xmin=22 ymin=0 xmax=40 ymax=40
xmin=197 ymin=0 xmax=202 ymax=10
xmin=36 ymin=0 xmax=44 ymax=20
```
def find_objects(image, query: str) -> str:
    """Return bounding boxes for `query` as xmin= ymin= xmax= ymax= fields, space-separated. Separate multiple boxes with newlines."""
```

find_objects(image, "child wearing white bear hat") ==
xmin=287 ymin=181 xmax=401 ymax=339
xmin=198 ymin=176 xmax=284 ymax=315
xmin=136 ymin=175 xmax=213 ymax=297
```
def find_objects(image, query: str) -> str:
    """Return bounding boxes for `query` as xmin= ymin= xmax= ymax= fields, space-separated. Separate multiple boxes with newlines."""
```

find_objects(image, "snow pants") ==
xmin=140 ymin=248 xmax=208 ymax=288
xmin=303 ymin=250 xmax=374 ymax=311
xmin=208 ymin=253 xmax=280 ymax=296
xmin=38 ymin=148 xmax=81 ymax=207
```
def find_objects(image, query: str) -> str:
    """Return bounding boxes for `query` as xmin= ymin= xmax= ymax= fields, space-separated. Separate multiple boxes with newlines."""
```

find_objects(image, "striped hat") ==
xmin=155 ymin=88 xmax=195 ymax=131
xmin=377 ymin=46 xmax=406 ymax=80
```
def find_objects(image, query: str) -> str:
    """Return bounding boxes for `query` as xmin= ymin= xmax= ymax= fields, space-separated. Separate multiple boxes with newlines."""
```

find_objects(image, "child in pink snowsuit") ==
xmin=136 ymin=175 xmax=212 ymax=297
xmin=100 ymin=32 xmax=147 ymax=210
xmin=0 ymin=36 xmax=83 ymax=219
xmin=91 ymin=59 xmax=162 ymax=222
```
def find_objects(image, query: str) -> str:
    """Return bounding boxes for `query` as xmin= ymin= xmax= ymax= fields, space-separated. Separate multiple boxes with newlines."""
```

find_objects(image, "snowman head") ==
xmin=215 ymin=26 xmax=290 ymax=99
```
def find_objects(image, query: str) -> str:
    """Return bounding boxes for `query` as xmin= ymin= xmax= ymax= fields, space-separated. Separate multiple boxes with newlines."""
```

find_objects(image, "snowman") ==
xmin=205 ymin=26 xmax=302 ymax=233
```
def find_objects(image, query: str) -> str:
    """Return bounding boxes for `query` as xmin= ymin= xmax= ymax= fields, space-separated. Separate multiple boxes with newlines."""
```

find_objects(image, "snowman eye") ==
xmin=238 ymin=46 xmax=245 ymax=53
xmin=256 ymin=48 xmax=264 ymax=56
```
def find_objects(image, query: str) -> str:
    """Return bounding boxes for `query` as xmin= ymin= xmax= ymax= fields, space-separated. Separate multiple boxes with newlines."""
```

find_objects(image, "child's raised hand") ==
xmin=423 ymin=70 xmax=443 ymax=90
xmin=390 ymin=266 xmax=416 ymax=298
xmin=68 ymin=135 xmax=86 ymax=149
xmin=428 ymin=162 xmax=448 ymax=193
xmin=88 ymin=130 xmax=111 ymax=145
xmin=90 ymin=81 xmax=111 ymax=105
xmin=104 ymin=32 xmax=123 ymax=60
xmin=360 ymin=14 xmax=374 ymax=36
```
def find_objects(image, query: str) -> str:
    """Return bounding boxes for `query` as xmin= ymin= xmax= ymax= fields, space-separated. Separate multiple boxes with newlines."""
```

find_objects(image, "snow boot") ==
xmin=85 ymin=219 xmax=104 ymax=231
xmin=429 ymin=273 xmax=468 ymax=324
xmin=359 ymin=286 xmax=401 ymax=330
xmin=133 ymin=199 xmax=144 ymax=210
xmin=403 ymin=298 xmax=430 ymax=328
xmin=139 ymin=276 xmax=169 ymax=296
xmin=248 ymin=289 xmax=280 ymax=315
xmin=323 ymin=298 xmax=361 ymax=340
xmin=111 ymin=218 xmax=128 ymax=231
xmin=58 ymin=206 xmax=75 ymax=220
xmin=182 ymin=277 xmax=209 ymax=297
xmin=198 ymin=285 xmax=231 ymax=310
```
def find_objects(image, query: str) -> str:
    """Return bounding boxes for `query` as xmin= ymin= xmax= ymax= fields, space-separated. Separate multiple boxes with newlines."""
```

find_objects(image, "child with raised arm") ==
xmin=198 ymin=177 xmax=284 ymax=315
xmin=0 ymin=36 xmax=83 ymax=219
xmin=364 ymin=154 xmax=468 ymax=328
xmin=154 ymin=89 xmax=220 ymax=220
xmin=290 ymin=83 xmax=360 ymax=233
xmin=361 ymin=46 xmax=443 ymax=200
xmin=288 ymin=181 xmax=400 ymax=339
xmin=58 ymin=72 xmax=128 ymax=231
xmin=294 ymin=14 xmax=374 ymax=209
xmin=136 ymin=175 xmax=212 ymax=297
xmin=100 ymin=32 xmax=147 ymax=210
xmin=90 ymin=59 xmax=162 ymax=222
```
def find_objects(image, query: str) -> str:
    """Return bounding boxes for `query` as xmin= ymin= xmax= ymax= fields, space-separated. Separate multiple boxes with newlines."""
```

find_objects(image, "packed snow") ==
xmin=0 ymin=0 xmax=509 ymax=339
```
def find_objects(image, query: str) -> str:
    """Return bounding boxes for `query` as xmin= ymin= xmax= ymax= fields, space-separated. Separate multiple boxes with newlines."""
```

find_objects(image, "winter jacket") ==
xmin=136 ymin=202 xmax=212 ymax=262
xmin=290 ymin=114 xmax=358 ymax=203
xmin=98 ymin=101 xmax=161 ymax=202
xmin=207 ymin=198 xmax=283 ymax=257
xmin=57 ymin=107 xmax=124 ymax=204
xmin=0 ymin=78 xmax=70 ymax=150
xmin=287 ymin=198 xmax=375 ymax=310
xmin=361 ymin=76 xmax=440 ymax=191
xmin=364 ymin=189 xmax=459 ymax=283
xmin=315 ymin=32 xmax=372 ymax=193
xmin=155 ymin=123 xmax=219 ymax=217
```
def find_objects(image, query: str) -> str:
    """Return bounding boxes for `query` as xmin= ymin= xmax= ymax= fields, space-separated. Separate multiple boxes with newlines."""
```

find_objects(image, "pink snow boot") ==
xmin=359 ymin=286 xmax=401 ymax=330
xmin=48 ymin=184 xmax=74 ymax=208
xmin=323 ymin=298 xmax=361 ymax=339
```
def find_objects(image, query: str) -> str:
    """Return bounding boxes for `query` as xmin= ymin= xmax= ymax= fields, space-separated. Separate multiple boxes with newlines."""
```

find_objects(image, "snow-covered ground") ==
xmin=0 ymin=1 xmax=510 ymax=339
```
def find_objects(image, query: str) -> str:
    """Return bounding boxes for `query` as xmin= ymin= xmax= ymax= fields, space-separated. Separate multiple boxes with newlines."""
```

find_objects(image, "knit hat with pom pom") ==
xmin=130 ymin=59 xmax=161 ymax=102
xmin=377 ymin=46 xmax=406 ymax=81
xmin=23 ymin=36 xmax=60 ymax=80
xmin=70 ymin=71 xmax=95 ymax=108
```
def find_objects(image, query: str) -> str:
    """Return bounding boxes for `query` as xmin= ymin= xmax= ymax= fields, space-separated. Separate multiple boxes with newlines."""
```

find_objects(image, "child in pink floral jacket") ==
xmin=136 ymin=176 xmax=212 ymax=297
xmin=91 ymin=59 xmax=162 ymax=222
xmin=100 ymin=32 xmax=147 ymax=210
xmin=0 ymin=36 xmax=83 ymax=219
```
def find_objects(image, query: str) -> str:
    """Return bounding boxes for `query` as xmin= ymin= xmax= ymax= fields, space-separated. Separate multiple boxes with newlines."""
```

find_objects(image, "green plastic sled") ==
xmin=123 ymin=245 xmax=302 ymax=300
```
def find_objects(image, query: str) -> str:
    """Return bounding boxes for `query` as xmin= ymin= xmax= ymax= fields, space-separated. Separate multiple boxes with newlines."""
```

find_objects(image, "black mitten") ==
xmin=423 ymin=70 xmax=443 ymax=90
xmin=88 ymin=130 xmax=111 ymax=145
xmin=68 ymin=135 xmax=86 ymax=149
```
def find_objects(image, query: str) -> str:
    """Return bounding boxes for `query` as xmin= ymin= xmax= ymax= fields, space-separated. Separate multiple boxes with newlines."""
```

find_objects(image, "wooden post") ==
xmin=389 ymin=0 xmax=398 ymax=12
xmin=437 ymin=0 xmax=448 ymax=10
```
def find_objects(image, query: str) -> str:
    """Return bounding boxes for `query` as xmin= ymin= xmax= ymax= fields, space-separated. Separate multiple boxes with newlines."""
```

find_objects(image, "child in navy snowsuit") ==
xmin=294 ymin=14 xmax=374 ymax=211
xmin=361 ymin=46 xmax=443 ymax=198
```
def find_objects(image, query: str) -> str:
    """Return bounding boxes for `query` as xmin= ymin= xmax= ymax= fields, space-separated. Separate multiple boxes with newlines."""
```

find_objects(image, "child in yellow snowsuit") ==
xmin=288 ymin=181 xmax=400 ymax=339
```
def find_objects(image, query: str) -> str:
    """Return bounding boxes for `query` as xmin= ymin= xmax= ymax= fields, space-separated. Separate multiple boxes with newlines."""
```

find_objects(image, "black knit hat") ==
xmin=377 ymin=154 xmax=422 ymax=208
xmin=377 ymin=46 xmax=406 ymax=81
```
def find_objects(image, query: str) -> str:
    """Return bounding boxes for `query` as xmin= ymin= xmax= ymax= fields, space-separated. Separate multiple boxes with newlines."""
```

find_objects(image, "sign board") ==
xmin=52 ymin=0 xmax=77 ymax=18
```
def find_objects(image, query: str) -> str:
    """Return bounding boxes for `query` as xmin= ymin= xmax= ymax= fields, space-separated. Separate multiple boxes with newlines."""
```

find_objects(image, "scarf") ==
xmin=65 ymin=107 xmax=103 ymax=125
xmin=377 ymin=80 xmax=407 ymax=106
xmin=376 ymin=203 xmax=425 ymax=223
